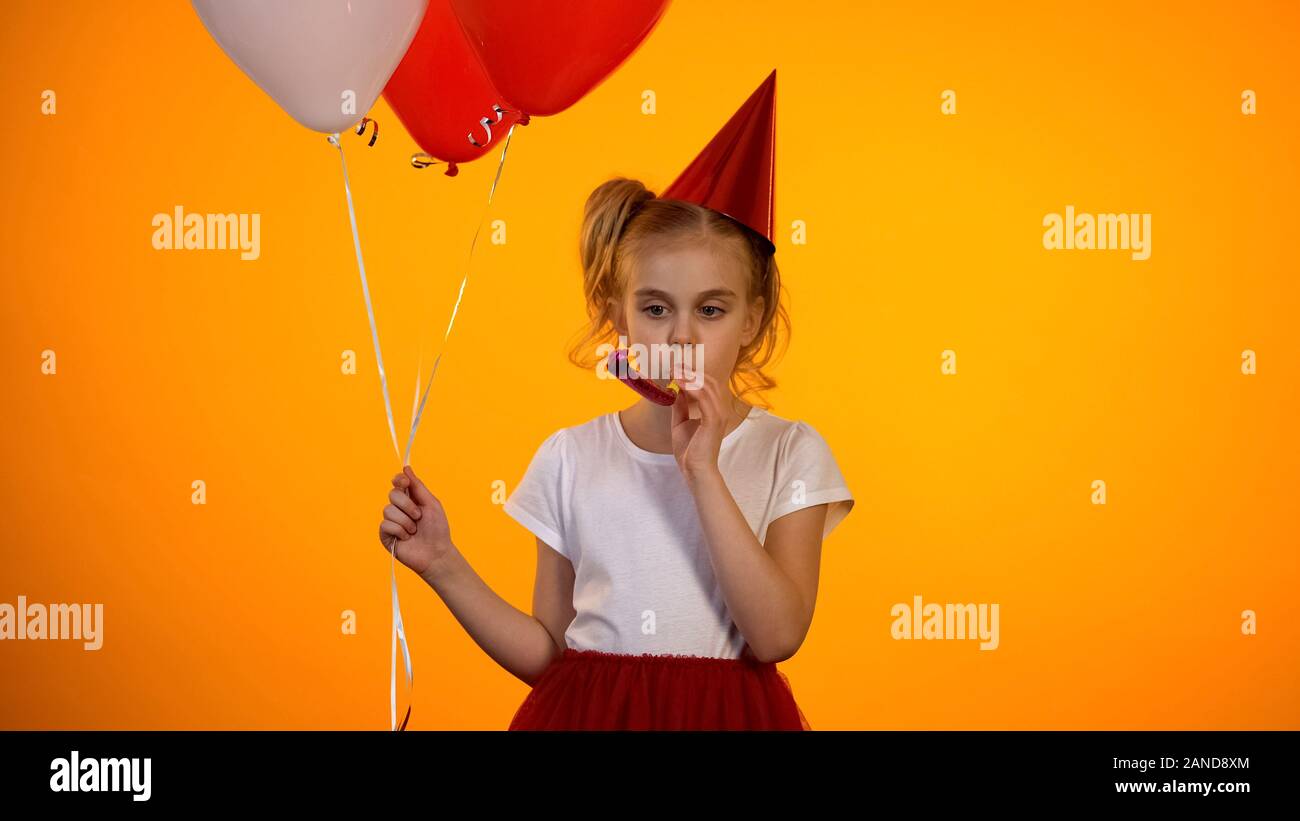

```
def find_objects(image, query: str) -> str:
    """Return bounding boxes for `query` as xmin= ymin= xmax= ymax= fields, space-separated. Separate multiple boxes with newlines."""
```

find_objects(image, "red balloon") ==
xmin=450 ymin=0 xmax=672 ymax=118
xmin=384 ymin=0 xmax=523 ymax=175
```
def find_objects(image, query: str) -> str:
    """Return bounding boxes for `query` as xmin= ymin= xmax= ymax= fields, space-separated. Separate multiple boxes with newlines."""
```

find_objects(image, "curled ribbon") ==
xmin=467 ymin=104 xmax=505 ymax=148
xmin=355 ymin=117 xmax=379 ymax=147
xmin=467 ymin=103 xmax=528 ymax=147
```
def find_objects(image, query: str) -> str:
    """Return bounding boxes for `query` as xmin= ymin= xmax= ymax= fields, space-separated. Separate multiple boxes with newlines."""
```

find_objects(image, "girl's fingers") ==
xmin=404 ymin=465 xmax=438 ymax=508
xmin=392 ymin=472 xmax=410 ymax=489
xmin=704 ymin=375 xmax=727 ymax=427
xmin=389 ymin=487 xmax=421 ymax=520
xmin=384 ymin=503 xmax=418 ymax=536
xmin=380 ymin=520 xmax=410 ymax=543
xmin=673 ymin=382 xmax=691 ymax=425
xmin=682 ymin=367 xmax=721 ymax=427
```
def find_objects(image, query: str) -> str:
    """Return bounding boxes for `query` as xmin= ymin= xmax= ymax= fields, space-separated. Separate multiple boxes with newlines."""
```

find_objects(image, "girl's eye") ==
xmin=643 ymin=305 xmax=724 ymax=318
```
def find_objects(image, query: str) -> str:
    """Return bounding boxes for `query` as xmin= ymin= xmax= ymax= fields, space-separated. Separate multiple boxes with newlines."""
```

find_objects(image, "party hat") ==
xmin=662 ymin=69 xmax=776 ymax=255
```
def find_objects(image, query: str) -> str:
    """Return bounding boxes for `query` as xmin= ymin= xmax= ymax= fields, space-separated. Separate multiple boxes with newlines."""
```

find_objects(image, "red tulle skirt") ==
xmin=508 ymin=648 xmax=811 ymax=731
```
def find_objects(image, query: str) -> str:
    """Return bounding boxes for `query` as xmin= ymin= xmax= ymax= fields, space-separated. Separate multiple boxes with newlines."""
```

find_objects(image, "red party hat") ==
xmin=662 ymin=69 xmax=776 ymax=255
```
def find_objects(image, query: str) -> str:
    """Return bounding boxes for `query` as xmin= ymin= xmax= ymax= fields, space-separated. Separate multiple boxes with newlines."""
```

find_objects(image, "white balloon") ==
xmin=191 ymin=0 xmax=429 ymax=134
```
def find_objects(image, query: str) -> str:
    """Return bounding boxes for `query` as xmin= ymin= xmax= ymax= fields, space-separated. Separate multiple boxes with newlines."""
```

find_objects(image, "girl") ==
xmin=380 ymin=135 xmax=856 ymax=725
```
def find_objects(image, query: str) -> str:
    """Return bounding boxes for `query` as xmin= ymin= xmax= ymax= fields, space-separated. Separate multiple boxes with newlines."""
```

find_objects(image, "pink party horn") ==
xmin=607 ymin=348 xmax=680 ymax=406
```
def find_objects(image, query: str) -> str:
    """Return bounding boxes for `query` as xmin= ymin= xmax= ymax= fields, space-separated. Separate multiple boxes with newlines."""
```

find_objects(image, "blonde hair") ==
xmin=565 ymin=177 xmax=791 ymax=409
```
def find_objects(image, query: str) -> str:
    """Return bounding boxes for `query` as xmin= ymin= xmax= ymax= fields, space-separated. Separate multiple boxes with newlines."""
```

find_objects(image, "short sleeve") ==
xmin=769 ymin=422 xmax=855 ymax=540
xmin=502 ymin=429 xmax=572 ymax=561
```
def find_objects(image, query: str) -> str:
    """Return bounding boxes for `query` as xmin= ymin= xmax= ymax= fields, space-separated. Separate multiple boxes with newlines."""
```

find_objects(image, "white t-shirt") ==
xmin=502 ymin=406 xmax=855 ymax=659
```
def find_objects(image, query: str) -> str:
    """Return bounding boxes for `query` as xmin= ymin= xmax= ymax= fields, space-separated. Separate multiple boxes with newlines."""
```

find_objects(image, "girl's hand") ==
xmin=379 ymin=465 xmax=454 ymax=578
xmin=670 ymin=361 xmax=728 ymax=481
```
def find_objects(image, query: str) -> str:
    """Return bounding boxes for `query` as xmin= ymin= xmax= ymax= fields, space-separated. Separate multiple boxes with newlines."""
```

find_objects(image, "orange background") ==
xmin=2 ymin=0 xmax=1296 ymax=729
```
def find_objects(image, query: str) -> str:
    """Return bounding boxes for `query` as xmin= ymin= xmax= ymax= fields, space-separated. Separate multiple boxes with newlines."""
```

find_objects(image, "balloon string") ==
xmin=327 ymin=132 xmax=414 ymax=732
xmin=329 ymin=132 xmax=402 ymax=464
xmin=403 ymin=121 xmax=518 ymax=465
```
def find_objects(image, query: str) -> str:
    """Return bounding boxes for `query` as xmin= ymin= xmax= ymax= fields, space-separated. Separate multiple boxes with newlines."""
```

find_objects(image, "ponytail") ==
xmin=568 ymin=177 xmax=656 ymax=369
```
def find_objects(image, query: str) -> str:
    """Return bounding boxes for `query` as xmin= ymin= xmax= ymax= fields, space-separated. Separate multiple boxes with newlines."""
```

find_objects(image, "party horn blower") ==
xmin=607 ymin=348 xmax=680 ymax=406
